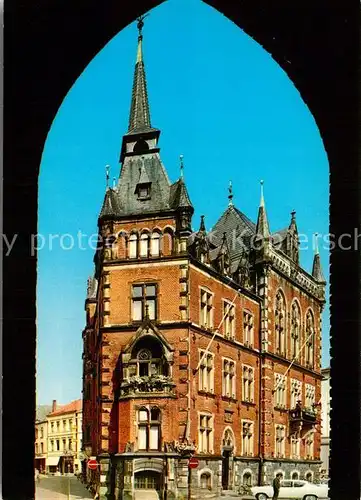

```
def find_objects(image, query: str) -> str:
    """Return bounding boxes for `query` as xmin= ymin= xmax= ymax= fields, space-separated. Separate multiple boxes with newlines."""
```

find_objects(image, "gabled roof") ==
xmin=36 ymin=405 xmax=52 ymax=423
xmin=48 ymin=399 xmax=82 ymax=417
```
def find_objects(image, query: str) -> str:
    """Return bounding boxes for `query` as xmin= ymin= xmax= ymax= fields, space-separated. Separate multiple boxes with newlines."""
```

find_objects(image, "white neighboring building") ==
xmin=320 ymin=367 xmax=330 ymax=478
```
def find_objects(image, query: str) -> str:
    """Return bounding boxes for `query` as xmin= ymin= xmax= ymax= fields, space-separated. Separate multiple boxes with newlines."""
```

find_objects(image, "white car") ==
xmin=251 ymin=479 xmax=329 ymax=500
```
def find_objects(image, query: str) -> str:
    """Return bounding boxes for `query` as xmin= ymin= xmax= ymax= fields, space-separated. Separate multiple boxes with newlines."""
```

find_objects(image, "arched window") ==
xmin=275 ymin=291 xmax=286 ymax=355
xmin=130 ymin=338 xmax=168 ymax=378
xmin=242 ymin=472 xmax=252 ymax=486
xmin=291 ymin=301 xmax=301 ymax=360
xmin=163 ymin=228 xmax=174 ymax=255
xmin=305 ymin=310 xmax=315 ymax=368
xmin=150 ymin=232 xmax=161 ymax=257
xmin=291 ymin=471 xmax=299 ymax=480
xmin=200 ymin=472 xmax=212 ymax=490
xmin=305 ymin=471 xmax=313 ymax=483
xmin=133 ymin=139 xmax=149 ymax=154
xmin=137 ymin=407 xmax=161 ymax=451
xmin=140 ymin=233 xmax=149 ymax=257
xmin=129 ymin=234 xmax=138 ymax=259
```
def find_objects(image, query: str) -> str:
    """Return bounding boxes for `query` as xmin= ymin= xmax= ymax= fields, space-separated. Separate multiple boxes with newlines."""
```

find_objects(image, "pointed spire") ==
xmin=228 ymin=181 xmax=233 ymax=206
xmin=312 ymin=233 xmax=326 ymax=282
xmin=289 ymin=210 xmax=298 ymax=232
xmin=128 ymin=16 xmax=152 ymax=134
xmin=180 ymin=154 xmax=184 ymax=179
xmin=105 ymin=165 xmax=110 ymax=189
xmin=256 ymin=180 xmax=270 ymax=238
xmin=199 ymin=215 xmax=206 ymax=233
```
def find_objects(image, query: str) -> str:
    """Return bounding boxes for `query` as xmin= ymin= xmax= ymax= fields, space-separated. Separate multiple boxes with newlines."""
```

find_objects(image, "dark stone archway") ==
xmin=5 ymin=1 xmax=359 ymax=499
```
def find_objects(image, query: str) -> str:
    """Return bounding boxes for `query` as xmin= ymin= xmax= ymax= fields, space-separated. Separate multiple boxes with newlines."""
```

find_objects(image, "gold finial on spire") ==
xmin=180 ymin=154 xmax=184 ymax=179
xmin=228 ymin=181 xmax=233 ymax=206
xmin=105 ymin=165 xmax=110 ymax=188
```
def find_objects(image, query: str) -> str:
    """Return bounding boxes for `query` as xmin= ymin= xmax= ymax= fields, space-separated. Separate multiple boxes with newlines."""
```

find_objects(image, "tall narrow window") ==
xmin=140 ymin=233 xmax=149 ymax=257
xmin=241 ymin=421 xmax=254 ymax=456
xmin=305 ymin=432 xmax=314 ymax=459
xmin=290 ymin=379 xmax=302 ymax=408
xmin=291 ymin=301 xmax=301 ymax=360
xmin=129 ymin=233 xmax=138 ymax=259
xmin=275 ymin=291 xmax=286 ymax=355
xmin=291 ymin=436 xmax=300 ymax=458
xmin=199 ymin=351 xmax=214 ymax=393
xmin=305 ymin=310 xmax=315 ymax=368
xmin=199 ymin=414 xmax=213 ymax=453
xmin=132 ymin=284 xmax=157 ymax=321
xmin=223 ymin=301 xmax=235 ymax=338
xmin=222 ymin=359 xmax=236 ymax=397
xmin=274 ymin=373 xmax=287 ymax=408
xmin=305 ymin=384 xmax=315 ymax=409
xmin=150 ymin=232 xmax=161 ymax=257
xmin=50 ymin=440 xmax=54 ymax=452
xmin=200 ymin=289 xmax=213 ymax=328
xmin=275 ymin=425 xmax=286 ymax=457
xmin=243 ymin=311 xmax=254 ymax=346
xmin=242 ymin=366 xmax=255 ymax=402
xmin=137 ymin=407 xmax=161 ymax=451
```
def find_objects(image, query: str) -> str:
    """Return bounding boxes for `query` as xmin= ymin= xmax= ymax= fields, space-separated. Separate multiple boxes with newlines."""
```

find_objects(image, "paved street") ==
xmin=35 ymin=475 xmax=93 ymax=500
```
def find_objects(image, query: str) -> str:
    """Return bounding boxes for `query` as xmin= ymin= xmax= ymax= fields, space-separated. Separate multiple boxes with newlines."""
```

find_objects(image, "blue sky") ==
xmin=36 ymin=0 xmax=330 ymax=405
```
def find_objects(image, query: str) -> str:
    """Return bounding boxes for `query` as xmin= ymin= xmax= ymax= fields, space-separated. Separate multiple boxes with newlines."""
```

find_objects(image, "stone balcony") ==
xmin=119 ymin=375 xmax=176 ymax=399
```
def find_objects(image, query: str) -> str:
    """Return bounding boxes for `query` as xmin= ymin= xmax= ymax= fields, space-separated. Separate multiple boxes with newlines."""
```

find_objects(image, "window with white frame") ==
xmin=223 ymin=300 xmax=235 ymax=338
xmin=274 ymin=373 xmax=287 ymax=408
xmin=199 ymin=351 xmax=214 ymax=393
xmin=275 ymin=291 xmax=286 ymax=355
xmin=305 ymin=384 xmax=315 ymax=409
xmin=129 ymin=233 xmax=138 ymax=259
xmin=243 ymin=311 xmax=254 ymax=346
xmin=291 ymin=436 xmax=300 ymax=458
xmin=150 ymin=232 xmax=161 ymax=257
xmin=305 ymin=431 xmax=314 ymax=458
xmin=137 ymin=407 xmax=161 ymax=451
xmin=222 ymin=358 xmax=236 ymax=398
xmin=241 ymin=421 xmax=254 ymax=456
xmin=132 ymin=283 xmax=157 ymax=321
xmin=242 ymin=365 xmax=255 ymax=402
xmin=139 ymin=233 xmax=149 ymax=258
xmin=200 ymin=289 xmax=213 ymax=328
xmin=290 ymin=379 xmax=302 ymax=409
xmin=275 ymin=425 xmax=286 ymax=457
xmin=199 ymin=414 xmax=213 ymax=453
xmin=305 ymin=310 xmax=315 ymax=368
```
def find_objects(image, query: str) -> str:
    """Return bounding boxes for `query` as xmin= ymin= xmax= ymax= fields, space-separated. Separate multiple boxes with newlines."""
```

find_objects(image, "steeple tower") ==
xmin=312 ymin=234 xmax=326 ymax=283
xmin=120 ymin=15 xmax=160 ymax=164
xmin=255 ymin=180 xmax=270 ymax=238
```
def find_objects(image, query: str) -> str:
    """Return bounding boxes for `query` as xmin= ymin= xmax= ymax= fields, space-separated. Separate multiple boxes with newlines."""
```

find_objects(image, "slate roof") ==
xmin=169 ymin=178 xmax=193 ymax=210
xmin=312 ymin=252 xmax=326 ymax=283
xmin=36 ymin=405 xmax=52 ymax=423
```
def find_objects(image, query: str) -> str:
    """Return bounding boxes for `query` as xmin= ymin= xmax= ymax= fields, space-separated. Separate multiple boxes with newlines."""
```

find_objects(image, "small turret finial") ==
xmin=314 ymin=232 xmax=319 ymax=254
xmin=228 ymin=181 xmax=233 ymax=206
xmin=112 ymin=177 xmax=116 ymax=189
xmin=260 ymin=180 xmax=265 ymax=207
xmin=180 ymin=154 xmax=184 ymax=179
xmin=137 ymin=14 xmax=148 ymax=37
xmin=105 ymin=165 xmax=110 ymax=188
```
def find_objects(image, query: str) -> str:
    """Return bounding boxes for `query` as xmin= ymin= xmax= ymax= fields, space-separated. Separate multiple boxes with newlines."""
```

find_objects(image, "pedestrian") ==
xmin=272 ymin=472 xmax=282 ymax=500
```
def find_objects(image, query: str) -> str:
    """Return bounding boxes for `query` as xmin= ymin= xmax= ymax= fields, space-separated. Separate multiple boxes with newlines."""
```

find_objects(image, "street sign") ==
xmin=188 ymin=458 xmax=199 ymax=469
xmin=88 ymin=459 xmax=98 ymax=470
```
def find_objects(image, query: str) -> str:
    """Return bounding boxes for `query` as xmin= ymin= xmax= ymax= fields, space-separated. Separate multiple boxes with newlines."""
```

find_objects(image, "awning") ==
xmin=46 ymin=457 xmax=60 ymax=466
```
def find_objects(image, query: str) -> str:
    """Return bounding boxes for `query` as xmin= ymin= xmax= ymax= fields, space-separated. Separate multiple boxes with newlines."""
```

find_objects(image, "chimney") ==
xmin=52 ymin=400 xmax=57 ymax=412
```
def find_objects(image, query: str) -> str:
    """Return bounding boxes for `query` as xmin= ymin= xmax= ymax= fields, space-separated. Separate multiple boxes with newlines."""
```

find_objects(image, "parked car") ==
xmin=251 ymin=479 xmax=329 ymax=500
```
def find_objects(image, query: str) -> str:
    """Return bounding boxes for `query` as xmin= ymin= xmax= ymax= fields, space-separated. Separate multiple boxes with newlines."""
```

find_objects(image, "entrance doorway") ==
xmin=222 ymin=450 xmax=231 ymax=489
xmin=134 ymin=471 xmax=161 ymax=499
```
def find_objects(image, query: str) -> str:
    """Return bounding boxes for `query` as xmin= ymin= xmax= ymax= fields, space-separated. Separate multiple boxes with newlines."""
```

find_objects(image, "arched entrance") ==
xmin=222 ymin=428 xmax=235 ymax=490
xmin=134 ymin=470 xmax=161 ymax=499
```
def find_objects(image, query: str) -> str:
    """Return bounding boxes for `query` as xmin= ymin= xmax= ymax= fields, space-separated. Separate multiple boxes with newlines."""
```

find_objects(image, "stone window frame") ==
xmin=131 ymin=282 xmax=158 ymax=322
xmin=198 ymin=468 xmax=213 ymax=490
xmin=291 ymin=470 xmax=300 ymax=480
xmin=198 ymin=411 xmax=214 ymax=454
xmin=222 ymin=299 xmax=235 ymax=339
xmin=222 ymin=356 xmax=236 ymax=398
xmin=305 ymin=383 xmax=316 ymax=409
xmin=198 ymin=349 xmax=215 ymax=394
xmin=274 ymin=289 xmax=287 ymax=357
xmin=243 ymin=309 xmax=254 ymax=347
xmin=241 ymin=419 xmax=254 ymax=457
xmin=305 ymin=470 xmax=314 ymax=483
xmin=290 ymin=299 xmax=302 ymax=361
xmin=199 ymin=286 xmax=214 ymax=329
xmin=290 ymin=378 xmax=303 ymax=409
xmin=274 ymin=373 xmax=287 ymax=409
xmin=305 ymin=308 xmax=315 ymax=369
xmin=242 ymin=469 xmax=253 ymax=486
xmin=136 ymin=406 xmax=162 ymax=452
xmin=274 ymin=424 xmax=286 ymax=458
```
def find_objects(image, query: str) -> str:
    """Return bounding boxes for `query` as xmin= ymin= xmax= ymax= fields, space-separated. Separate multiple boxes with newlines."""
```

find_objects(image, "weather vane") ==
xmin=137 ymin=13 xmax=149 ymax=36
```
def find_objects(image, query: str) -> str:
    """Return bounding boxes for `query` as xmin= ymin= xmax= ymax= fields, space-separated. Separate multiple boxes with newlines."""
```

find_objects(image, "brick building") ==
xmin=81 ymin=17 xmax=326 ymax=500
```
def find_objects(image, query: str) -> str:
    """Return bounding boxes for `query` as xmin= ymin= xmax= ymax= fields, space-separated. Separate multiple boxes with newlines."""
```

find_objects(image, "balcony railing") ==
xmin=119 ymin=375 xmax=176 ymax=398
